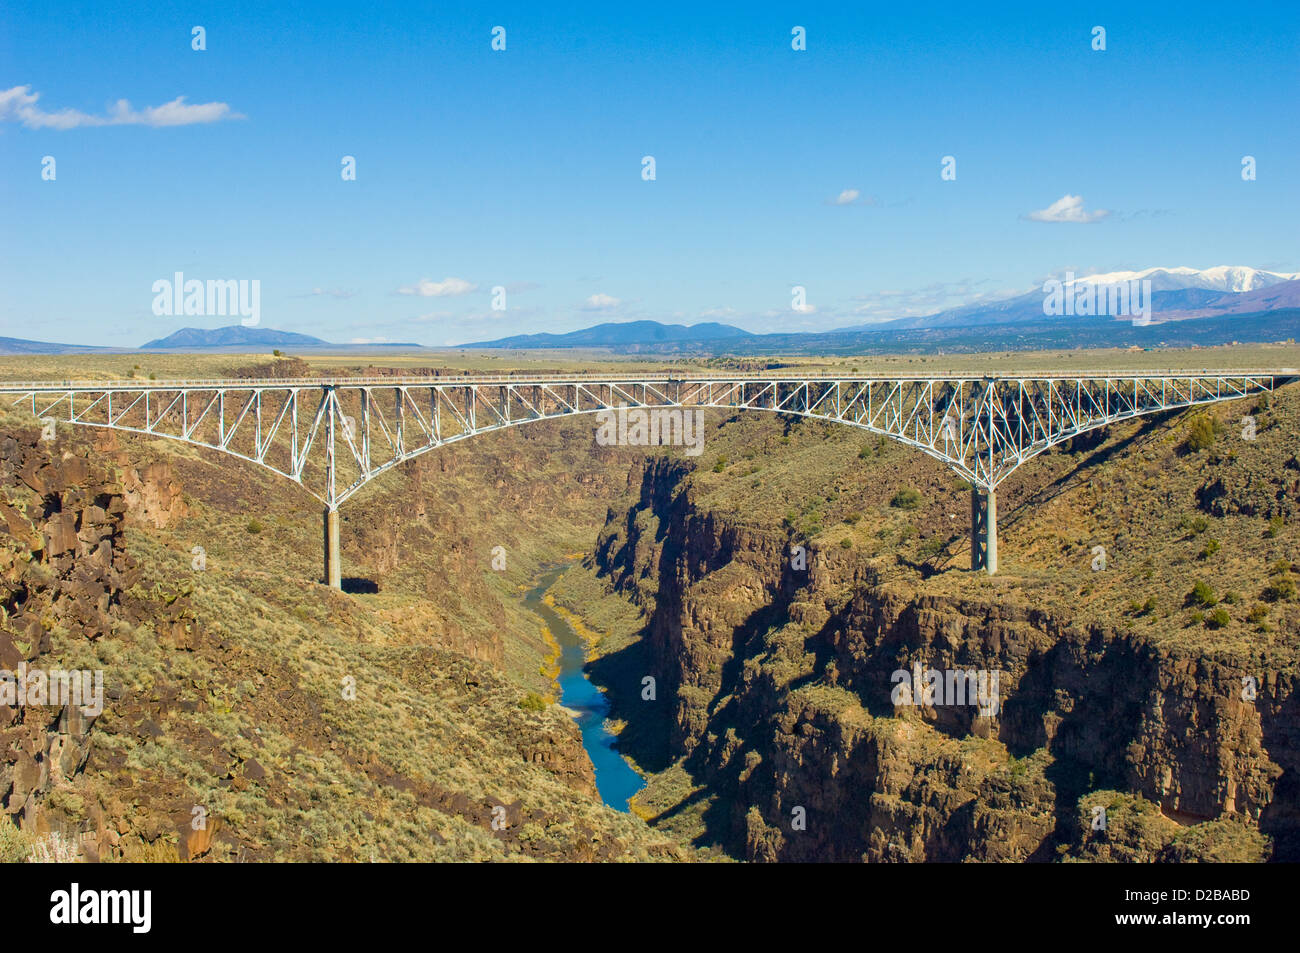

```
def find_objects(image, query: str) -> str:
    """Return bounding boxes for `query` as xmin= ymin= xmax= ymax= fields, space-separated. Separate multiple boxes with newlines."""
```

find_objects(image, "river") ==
xmin=524 ymin=565 xmax=645 ymax=811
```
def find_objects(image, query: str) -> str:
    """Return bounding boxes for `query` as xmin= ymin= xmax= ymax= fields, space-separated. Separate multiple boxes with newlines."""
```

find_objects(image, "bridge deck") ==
xmin=0 ymin=369 xmax=1296 ymax=391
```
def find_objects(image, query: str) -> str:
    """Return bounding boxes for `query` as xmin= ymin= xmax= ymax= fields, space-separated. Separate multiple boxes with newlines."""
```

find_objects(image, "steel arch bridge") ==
xmin=0 ymin=371 xmax=1289 ymax=584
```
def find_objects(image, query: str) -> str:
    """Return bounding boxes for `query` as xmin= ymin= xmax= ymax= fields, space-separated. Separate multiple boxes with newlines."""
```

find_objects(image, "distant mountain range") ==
xmin=1070 ymin=265 xmax=1299 ymax=293
xmin=463 ymin=268 xmax=1299 ymax=354
xmin=0 ymin=337 xmax=117 ymax=355
xmin=141 ymin=326 xmax=333 ymax=349
xmin=465 ymin=320 xmax=753 ymax=350
xmin=0 ymin=325 xmax=423 ymax=356
xmin=0 ymin=267 xmax=1296 ymax=357
xmin=856 ymin=270 xmax=1300 ymax=332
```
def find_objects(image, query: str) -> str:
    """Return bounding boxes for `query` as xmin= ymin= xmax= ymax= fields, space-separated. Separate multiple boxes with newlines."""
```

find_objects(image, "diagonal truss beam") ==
xmin=1 ymin=371 xmax=1287 ymax=511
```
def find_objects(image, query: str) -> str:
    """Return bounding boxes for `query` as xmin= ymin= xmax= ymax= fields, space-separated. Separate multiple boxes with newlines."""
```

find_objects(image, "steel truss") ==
xmin=1 ymin=372 xmax=1285 ymax=580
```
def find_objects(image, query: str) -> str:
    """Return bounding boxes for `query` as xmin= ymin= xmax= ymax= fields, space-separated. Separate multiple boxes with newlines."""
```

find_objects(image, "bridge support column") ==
xmin=324 ymin=507 xmax=341 ymax=589
xmin=970 ymin=488 xmax=997 ymax=575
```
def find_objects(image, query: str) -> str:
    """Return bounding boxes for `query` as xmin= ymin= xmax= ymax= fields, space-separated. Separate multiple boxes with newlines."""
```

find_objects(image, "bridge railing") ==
xmin=0 ymin=369 xmax=1293 ymax=392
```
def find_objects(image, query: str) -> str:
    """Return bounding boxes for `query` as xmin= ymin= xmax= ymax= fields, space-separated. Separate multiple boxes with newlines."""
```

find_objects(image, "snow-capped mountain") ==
xmin=868 ymin=266 xmax=1300 ymax=330
xmin=1067 ymin=266 xmax=1300 ymax=293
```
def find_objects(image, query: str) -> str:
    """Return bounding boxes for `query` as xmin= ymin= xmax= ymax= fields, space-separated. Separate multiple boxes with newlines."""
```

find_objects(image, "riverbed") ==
xmin=524 ymin=565 xmax=645 ymax=811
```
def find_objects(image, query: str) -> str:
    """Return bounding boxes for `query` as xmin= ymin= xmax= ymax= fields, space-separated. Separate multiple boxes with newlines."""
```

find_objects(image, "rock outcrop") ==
xmin=595 ymin=450 xmax=1299 ymax=862
xmin=0 ymin=425 xmax=138 ymax=852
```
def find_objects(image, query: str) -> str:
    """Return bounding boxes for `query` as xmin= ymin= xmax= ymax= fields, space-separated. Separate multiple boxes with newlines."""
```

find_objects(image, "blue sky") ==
xmin=2 ymin=1 xmax=1297 ymax=346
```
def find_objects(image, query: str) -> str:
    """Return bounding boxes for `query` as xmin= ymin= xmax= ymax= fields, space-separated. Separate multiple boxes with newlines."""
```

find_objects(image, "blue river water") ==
xmin=524 ymin=566 xmax=645 ymax=811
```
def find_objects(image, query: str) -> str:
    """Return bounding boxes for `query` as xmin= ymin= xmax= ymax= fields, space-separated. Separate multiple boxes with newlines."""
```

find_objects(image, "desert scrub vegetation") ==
xmin=1183 ymin=413 xmax=1222 ymax=452
xmin=57 ymin=494 xmax=697 ymax=863
xmin=1188 ymin=580 xmax=1217 ymax=608
xmin=1263 ymin=567 xmax=1297 ymax=602
xmin=889 ymin=487 xmax=922 ymax=510
xmin=1206 ymin=607 xmax=1231 ymax=629
xmin=518 ymin=691 xmax=548 ymax=712
xmin=0 ymin=819 xmax=34 ymax=863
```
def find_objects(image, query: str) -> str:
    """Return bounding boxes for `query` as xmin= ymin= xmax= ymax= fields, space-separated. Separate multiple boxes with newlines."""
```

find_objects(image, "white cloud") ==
xmin=350 ymin=337 xmax=390 ymax=344
xmin=0 ymin=85 xmax=243 ymax=129
xmin=582 ymin=293 xmax=621 ymax=310
xmin=1025 ymin=194 xmax=1109 ymax=224
xmin=847 ymin=277 xmax=1027 ymax=323
xmin=397 ymin=277 xmax=478 ymax=297
xmin=825 ymin=189 xmax=882 ymax=207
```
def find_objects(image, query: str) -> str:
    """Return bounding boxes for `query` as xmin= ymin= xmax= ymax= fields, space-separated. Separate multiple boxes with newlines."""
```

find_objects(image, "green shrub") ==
xmin=1263 ymin=576 xmax=1296 ymax=602
xmin=1188 ymin=580 xmax=1217 ymax=607
xmin=246 ymin=518 xmax=263 ymax=534
xmin=518 ymin=691 xmax=547 ymax=712
xmin=1246 ymin=604 xmax=1269 ymax=624
xmin=839 ymin=538 xmax=853 ymax=549
xmin=890 ymin=488 xmax=922 ymax=510
xmin=1206 ymin=608 xmax=1230 ymax=629
xmin=0 ymin=819 xmax=32 ymax=863
xmin=1265 ymin=516 xmax=1284 ymax=538
xmin=1198 ymin=539 xmax=1220 ymax=560
xmin=1184 ymin=414 xmax=1220 ymax=452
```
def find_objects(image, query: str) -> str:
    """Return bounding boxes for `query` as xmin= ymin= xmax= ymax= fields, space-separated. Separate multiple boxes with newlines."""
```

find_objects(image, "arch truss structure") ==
xmin=0 ymin=372 xmax=1286 ymax=583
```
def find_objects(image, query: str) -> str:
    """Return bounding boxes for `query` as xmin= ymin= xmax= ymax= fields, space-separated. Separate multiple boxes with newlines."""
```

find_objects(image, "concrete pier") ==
xmin=324 ymin=507 xmax=341 ymax=589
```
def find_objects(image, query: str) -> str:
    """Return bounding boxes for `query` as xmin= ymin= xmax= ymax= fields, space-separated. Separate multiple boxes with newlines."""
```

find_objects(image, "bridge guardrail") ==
xmin=0 ymin=369 xmax=1295 ymax=391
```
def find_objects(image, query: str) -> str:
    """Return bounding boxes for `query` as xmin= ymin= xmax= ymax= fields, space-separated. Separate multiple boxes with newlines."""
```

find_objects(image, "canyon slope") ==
xmin=582 ymin=386 xmax=1300 ymax=861
xmin=2 ymin=356 xmax=1297 ymax=863
xmin=0 ymin=396 xmax=692 ymax=861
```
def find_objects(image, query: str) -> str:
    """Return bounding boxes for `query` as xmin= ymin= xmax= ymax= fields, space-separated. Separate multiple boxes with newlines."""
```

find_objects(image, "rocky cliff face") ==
xmin=339 ymin=421 xmax=644 ymax=668
xmin=0 ymin=418 xmax=669 ymax=862
xmin=595 ymin=443 xmax=1299 ymax=862
xmin=0 ymin=425 xmax=135 ymax=844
